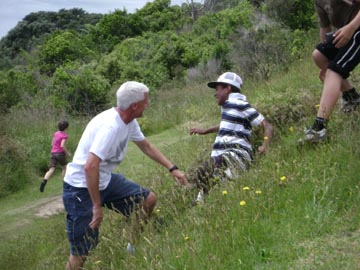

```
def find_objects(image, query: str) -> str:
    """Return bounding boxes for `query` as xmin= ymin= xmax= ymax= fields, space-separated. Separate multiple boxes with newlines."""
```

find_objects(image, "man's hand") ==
xmin=333 ymin=25 xmax=356 ymax=48
xmin=257 ymin=144 xmax=269 ymax=155
xmin=190 ymin=128 xmax=207 ymax=135
xmin=89 ymin=205 xmax=103 ymax=230
xmin=171 ymin=169 xmax=191 ymax=187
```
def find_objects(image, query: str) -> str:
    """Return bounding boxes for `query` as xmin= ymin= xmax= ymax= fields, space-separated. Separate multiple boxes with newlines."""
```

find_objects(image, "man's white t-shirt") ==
xmin=64 ymin=108 xmax=145 ymax=190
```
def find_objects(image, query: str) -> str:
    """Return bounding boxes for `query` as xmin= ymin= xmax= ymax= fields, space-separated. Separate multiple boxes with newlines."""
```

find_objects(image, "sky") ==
xmin=0 ymin=0 xmax=186 ymax=39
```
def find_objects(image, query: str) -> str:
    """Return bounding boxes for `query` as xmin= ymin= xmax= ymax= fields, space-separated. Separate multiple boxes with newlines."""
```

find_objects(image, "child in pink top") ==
xmin=40 ymin=121 xmax=70 ymax=192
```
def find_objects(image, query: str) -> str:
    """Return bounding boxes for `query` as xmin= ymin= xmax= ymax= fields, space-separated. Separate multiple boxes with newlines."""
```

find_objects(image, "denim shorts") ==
xmin=62 ymin=173 xmax=150 ymax=256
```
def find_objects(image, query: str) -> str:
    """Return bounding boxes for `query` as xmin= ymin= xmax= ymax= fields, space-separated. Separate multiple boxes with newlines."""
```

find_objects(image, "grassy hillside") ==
xmin=1 ymin=49 xmax=360 ymax=269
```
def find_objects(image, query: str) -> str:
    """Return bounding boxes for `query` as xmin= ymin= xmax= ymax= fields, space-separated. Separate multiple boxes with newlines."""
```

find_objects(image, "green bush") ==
xmin=50 ymin=62 xmax=111 ymax=115
xmin=263 ymin=0 xmax=316 ymax=30
xmin=0 ymin=135 xmax=30 ymax=198
xmin=38 ymin=30 xmax=95 ymax=75
xmin=0 ymin=69 xmax=39 ymax=113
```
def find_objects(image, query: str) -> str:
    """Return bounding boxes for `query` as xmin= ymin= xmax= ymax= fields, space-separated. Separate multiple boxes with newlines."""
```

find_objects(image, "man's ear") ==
xmin=225 ymin=85 xmax=232 ymax=94
xmin=130 ymin=102 xmax=138 ymax=110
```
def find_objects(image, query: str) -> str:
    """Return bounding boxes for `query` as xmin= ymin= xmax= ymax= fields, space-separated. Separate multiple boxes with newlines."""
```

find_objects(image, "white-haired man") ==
xmin=63 ymin=81 xmax=189 ymax=270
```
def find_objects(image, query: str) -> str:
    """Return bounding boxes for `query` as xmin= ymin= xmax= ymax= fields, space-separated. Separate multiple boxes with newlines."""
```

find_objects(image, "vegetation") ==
xmin=2 ymin=0 xmax=360 ymax=269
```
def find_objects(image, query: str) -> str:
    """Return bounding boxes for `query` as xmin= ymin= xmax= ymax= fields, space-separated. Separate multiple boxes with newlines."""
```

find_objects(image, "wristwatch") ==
xmin=169 ymin=164 xmax=179 ymax=172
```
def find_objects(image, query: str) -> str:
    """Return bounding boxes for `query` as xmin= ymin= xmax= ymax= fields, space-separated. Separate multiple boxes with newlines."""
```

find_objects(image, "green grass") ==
xmin=1 ymin=49 xmax=360 ymax=269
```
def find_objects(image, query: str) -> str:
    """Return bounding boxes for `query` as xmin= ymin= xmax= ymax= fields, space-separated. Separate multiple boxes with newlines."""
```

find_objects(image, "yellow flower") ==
xmin=315 ymin=104 xmax=320 ymax=108
xmin=280 ymin=176 xmax=287 ymax=181
xmin=255 ymin=190 xmax=262 ymax=195
xmin=289 ymin=126 xmax=294 ymax=132
xmin=264 ymin=136 xmax=268 ymax=141
xmin=222 ymin=190 xmax=228 ymax=195
xmin=95 ymin=260 xmax=102 ymax=265
xmin=156 ymin=208 xmax=160 ymax=213
xmin=239 ymin=200 xmax=246 ymax=206
xmin=243 ymin=186 xmax=250 ymax=191
xmin=184 ymin=236 xmax=190 ymax=240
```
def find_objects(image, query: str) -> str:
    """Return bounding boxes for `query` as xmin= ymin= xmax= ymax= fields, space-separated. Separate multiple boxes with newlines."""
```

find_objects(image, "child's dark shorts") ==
xmin=49 ymin=152 xmax=67 ymax=167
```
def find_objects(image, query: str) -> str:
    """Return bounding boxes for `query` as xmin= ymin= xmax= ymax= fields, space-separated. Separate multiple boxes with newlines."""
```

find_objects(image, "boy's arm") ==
xmin=189 ymin=125 xmax=220 ymax=135
xmin=257 ymin=119 xmax=273 ymax=154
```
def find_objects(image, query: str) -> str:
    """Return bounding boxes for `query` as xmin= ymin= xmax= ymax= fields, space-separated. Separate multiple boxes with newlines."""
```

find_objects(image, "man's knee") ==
xmin=313 ymin=49 xmax=328 ymax=68
xmin=143 ymin=192 xmax=157 ymax=215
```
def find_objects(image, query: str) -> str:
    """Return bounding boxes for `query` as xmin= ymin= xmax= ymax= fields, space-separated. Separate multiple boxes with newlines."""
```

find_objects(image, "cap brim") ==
xmin=207 ymin=82 xmax=218 ymax=89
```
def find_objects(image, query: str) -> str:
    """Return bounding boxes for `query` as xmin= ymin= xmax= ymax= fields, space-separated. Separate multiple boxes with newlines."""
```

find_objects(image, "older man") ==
xmin=63 ymin=81 xmax=189 ymax=270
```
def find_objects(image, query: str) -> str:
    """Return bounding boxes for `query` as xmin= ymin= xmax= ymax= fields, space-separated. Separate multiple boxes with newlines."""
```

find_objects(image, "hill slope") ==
xmin=1 ymin=53 xmax=360 ymax=269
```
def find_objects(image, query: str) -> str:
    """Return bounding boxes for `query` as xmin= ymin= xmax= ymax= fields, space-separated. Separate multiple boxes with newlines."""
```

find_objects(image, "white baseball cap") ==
xmin=207 ymin=72 xmax=243 ymax=90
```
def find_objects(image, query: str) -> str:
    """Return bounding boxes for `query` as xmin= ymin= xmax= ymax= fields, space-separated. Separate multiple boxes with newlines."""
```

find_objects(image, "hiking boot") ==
xmin=40 ymin=180 xmax=47 ymax=192
xmin=126 ymin=242 xmax=136 ymax=254
xmin=302 ymin=127 xmax=327 ymax=143
xmin=341 ymin=96 xmax=360 ymax=113
xmin=195 ymin=190 xmax=204 ymax=203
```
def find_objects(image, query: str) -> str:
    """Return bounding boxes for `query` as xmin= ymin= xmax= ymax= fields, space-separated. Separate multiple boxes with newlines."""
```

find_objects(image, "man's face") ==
xmin=134 ymin=93 xmax=149 ymax=118
xmin=214 ymin=84 xmax=230 ymax=105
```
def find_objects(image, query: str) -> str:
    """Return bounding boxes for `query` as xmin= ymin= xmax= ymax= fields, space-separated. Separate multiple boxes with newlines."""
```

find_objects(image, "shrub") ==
xmin=38 ymin=30 xmax=95 ymax=75
xmin=263 ymin=0 xmax=316 ymax=30
xmin=50 ymin=62 xmax=111 ymax=115
xmin=0 ymin=135 xmax=31 ymax=198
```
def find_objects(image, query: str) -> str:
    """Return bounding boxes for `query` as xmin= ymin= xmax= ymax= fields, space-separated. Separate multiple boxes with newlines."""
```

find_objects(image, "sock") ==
xmin=43 ymin=179 xmax=48 ymax=184
xmin=348 ymin=88 xmax=359 ymax=100
xmin=312 ymin=117 xmax=327 ymax=131
xmin=343 ymin=88 xmax=359 ymax=101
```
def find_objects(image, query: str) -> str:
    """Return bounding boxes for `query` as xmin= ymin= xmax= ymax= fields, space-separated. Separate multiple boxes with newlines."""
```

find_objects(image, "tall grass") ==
xmin=1 ymin=48 xmax=360 ymax=269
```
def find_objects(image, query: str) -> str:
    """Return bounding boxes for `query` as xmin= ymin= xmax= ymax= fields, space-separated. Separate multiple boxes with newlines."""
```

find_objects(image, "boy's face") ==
xmin=214 ymin=84 xmax=230 ymax=105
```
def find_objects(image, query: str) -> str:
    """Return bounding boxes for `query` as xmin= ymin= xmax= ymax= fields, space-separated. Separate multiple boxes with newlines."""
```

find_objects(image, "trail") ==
xmin=34 ymin=195 xmax=64 ymax=217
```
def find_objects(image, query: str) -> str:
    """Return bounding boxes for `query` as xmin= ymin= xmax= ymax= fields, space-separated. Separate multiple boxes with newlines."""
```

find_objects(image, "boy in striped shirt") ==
xmin=190 ymin=72 xmax=273 ymax=199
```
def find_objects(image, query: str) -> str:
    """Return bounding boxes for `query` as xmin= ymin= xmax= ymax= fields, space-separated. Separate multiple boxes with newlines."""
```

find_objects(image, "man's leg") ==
xmin=313 ymin=48 xmax=354 ymax=92
xmin=142 ymin=191 xmax=156 ymax=217
xmin=66 ymin=255 xmax=85 ymax=270
xmin=102 ymin=174 xmax=154 ymax=248
xmin=63 ymin=183 xmax=96 ymax=270
xmin=302 ymin=69 xmax=342 ymax=143
xmin=317 ymin=69 xmax=343 ymax=119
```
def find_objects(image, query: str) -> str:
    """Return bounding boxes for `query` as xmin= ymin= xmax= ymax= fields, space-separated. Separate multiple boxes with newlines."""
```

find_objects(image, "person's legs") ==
xmin=142 ymin=191 xmax=156 ymax=217
xmin=102 ymin=174 xmax=153 ymax=246
xmin=61 ymin=165 xmax=67 ymax=178
xmin=312 ymin=48 xmax=357 ymax=107
xmin=66 ymin=255 xmax=85 ymax=270
xmin=303 ymin=32 xmax=360 ymax=143
xmin=302 ymin=69 xmax=342 ymax=143
xmin=40 ymin=165 xmax=55 ymax=192
xmin=194 ymin=156 xmax=228 ymax=197
xmin=313 ymin=42 xmax=360 ymax=112
xmin=63 ymin=182 xmax=97 ymax=269
xmin=44 ymin=166 xmax=56 ymax=180
xmin=317 ymin=69 xmax=343 ymax=119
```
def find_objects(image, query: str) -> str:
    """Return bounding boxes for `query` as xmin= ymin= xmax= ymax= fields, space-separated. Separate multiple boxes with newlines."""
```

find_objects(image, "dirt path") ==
xmin=35 ymin=195 xmax=64 ymax=217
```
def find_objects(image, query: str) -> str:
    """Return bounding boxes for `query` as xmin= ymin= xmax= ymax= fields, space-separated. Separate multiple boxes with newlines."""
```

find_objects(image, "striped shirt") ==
xmin=211 ymin=92 xmax=264 ymax=161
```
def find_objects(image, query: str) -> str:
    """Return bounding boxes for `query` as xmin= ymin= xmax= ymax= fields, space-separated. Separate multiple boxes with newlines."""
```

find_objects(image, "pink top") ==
xmin=51 ymin=131 xmax=68 ymax=153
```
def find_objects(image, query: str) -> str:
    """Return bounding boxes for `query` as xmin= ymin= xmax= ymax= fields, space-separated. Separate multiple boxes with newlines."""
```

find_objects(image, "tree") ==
xmin=38 ymin=30 xmax=95 ymax=75
xmin=51 ymin=62 xmax=110 ymax=115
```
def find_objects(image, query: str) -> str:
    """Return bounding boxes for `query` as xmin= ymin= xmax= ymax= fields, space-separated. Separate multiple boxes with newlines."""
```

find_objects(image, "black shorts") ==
xmin=316 ymin=27 xmax=360 ymax=79
xmin=49 ymin=152 xmax=67 ymax=167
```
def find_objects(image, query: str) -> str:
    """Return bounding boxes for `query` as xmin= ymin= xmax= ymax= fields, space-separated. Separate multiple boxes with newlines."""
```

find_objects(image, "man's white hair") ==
xmin=116 ymin=81 xmax=149 ymax=110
